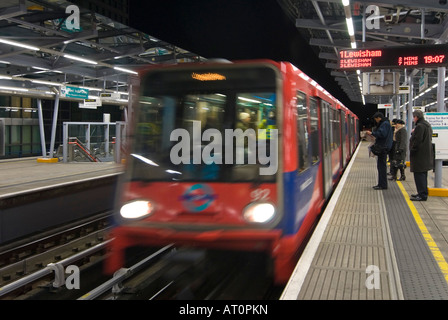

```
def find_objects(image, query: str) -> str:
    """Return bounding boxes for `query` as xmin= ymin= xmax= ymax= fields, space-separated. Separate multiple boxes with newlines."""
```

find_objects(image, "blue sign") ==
xmin=179 ymin=184 xmax=217 ymax=212
xmin=61 ymin=86 xmax=89 ymax=99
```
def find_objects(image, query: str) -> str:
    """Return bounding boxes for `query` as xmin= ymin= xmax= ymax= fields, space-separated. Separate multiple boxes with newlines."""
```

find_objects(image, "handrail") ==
xmin=68 ymin=137 xmax=100 ymax=162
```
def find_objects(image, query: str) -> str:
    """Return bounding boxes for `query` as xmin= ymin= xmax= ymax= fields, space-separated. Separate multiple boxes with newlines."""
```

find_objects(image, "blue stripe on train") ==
xmin=281 ymin=164 xmax=319 ymax=235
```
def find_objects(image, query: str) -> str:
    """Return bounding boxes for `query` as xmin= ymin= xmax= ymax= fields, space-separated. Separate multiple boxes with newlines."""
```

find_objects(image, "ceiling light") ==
xmin=0 ymin=86 xmax=29 ymax=92
xmin=0 ymin=38 xmax=39 ymax=51
xmin=342 ymin=0 xmax=350 ymax=6
xmin=32 ymin=80 xmax=63 ymax=86
xmin=346 ymin=18 xmax=355 ymax=36
xmin=63 ymin=54 xmax=98 ymax=65
xmin=113 ymin=66 xmax=138 ymax=75
xmin=80 ymin=86 xmax=103 ymax=91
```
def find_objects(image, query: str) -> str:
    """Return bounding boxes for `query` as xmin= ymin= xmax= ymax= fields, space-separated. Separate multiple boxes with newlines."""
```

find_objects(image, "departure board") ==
xmin=338 ymin=44 xmax=448 ymax=70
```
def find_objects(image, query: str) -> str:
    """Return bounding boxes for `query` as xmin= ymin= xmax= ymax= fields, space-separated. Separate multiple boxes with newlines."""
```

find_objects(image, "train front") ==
xmin=107 ymin=61 xmax=288 ymax=282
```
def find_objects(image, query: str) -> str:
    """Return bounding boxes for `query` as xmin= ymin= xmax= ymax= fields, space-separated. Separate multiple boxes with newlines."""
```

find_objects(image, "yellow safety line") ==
xmin=396 ymin=181 xmax=448 ymax=285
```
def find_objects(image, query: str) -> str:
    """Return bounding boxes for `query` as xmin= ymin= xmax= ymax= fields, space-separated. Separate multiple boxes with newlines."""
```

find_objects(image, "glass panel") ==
xmin=297 ymin=91 xmax=309 ymax=173
xmin=309 ymin=98 xmax=319 ymax=164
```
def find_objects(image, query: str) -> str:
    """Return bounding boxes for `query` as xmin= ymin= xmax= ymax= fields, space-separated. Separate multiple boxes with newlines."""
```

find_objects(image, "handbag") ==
xmin=392 ymin=159 xmax=406 ymax=169
xmin=370 ymin=144 xmax=385 ymax=156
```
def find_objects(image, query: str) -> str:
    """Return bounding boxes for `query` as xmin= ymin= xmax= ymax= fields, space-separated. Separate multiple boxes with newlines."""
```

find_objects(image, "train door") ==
xmin=320 ymin=100 xmax=332 ymax=199
xmin=347 ymin=115 xmax=353 ymax=153
xmin=350 ymin=117 xmax=355 ymax=153
xmin=340 ymin=110 xmax=347 ymax=168
xmin=0 ymin=118 xmax=4 ymax=156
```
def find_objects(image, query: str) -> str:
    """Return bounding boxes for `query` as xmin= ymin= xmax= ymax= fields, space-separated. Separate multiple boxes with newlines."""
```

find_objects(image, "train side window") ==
xmin=296 ymin=91 xmax=309 ymax=173
xmin=330 ymin=108 xmax=340 ymax=151
xmin=309 ymin=98 xmax=319 ymax=164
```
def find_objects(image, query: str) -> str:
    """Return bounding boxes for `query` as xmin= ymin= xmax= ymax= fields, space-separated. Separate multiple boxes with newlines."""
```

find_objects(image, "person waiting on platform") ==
xmin=365 ymin=112 xmax=394 ymax=190
xmin=387 ymin=119 xmax=398 ymax=176
xmin=388 ymin=119 xmax=407 ymax=181
xmin=409 ymin=110 xmax=433 ymax=201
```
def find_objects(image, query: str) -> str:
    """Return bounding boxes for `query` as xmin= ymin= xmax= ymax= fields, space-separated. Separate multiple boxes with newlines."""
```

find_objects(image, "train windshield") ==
xmin=129 ymin=64 xmax=279 ymax=182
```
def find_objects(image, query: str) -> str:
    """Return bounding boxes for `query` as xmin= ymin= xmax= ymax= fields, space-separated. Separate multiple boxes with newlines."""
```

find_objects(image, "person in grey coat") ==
xmin=389 ymin=119 xmax=407 ymax=181
xmin=409 ymin=110 xmax=433 ymax=201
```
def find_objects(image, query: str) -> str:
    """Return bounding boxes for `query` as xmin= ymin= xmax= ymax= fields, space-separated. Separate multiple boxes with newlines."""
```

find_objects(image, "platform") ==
xmin=0 ymin=157 xmax=122 ymax=198
xmin=281 ymin=141 xmax=448 ymax=300
xmin=0 ymin=157 xmax=123 ymax=244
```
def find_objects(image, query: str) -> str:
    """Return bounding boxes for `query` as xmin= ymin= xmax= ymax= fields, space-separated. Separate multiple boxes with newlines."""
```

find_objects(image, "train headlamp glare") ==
xmin=243 ymin=203 xmax=276 ymax=223
xmin=120 ymin=200 xmax=153 ymax=219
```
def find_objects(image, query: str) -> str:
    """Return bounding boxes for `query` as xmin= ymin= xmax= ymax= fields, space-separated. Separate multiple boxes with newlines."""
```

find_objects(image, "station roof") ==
xmin=279 ymin=0 xmax=448 ymax=110
xmin=1 ymin=0 xmax=447 ymax=112
xmin=0 ymin=0 xmax=204 ymax=104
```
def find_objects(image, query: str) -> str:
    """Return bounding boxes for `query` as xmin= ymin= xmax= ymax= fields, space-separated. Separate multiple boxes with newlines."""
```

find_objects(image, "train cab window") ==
xmin=296 ymin=91 xmax=309 ymax=173
xmin=309 ymin=98 xmax=319 ymax=164
xmin=130 ymin=65 xmax=279 ymax=183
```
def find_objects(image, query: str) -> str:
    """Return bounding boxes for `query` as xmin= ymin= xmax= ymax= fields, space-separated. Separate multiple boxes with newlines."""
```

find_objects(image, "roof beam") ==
xmin=312 ymin=0 xmax=448 ymax=12
xmin=0 ymin=0 xmax=26 ymax=20
xmin=296 ymin=18 xmax=443 ymax=40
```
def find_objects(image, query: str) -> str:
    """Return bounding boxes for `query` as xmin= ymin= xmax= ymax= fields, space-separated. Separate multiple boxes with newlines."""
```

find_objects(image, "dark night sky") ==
xmin=128 ymin=0 xmax=374 ymax=122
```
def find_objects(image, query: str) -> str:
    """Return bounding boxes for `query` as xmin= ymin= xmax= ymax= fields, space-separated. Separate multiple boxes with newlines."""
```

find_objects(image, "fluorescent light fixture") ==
xmin=0 ymin=38 xmax=39 ymax=51
xmin=113 ymin=66 xmax=138 ymax=75
xmin=32 ymin=80 xmax=63 ymax=86
xmin=0 ymin=75 xmax=12 ymax=80
xmin=346 ymin=18 xmax=355 ymax=36
xmin=80 ymin=86 xmax=102 ymax=91
xmin=32 ymin=66 xmax=50 ymax=71
xmin=342 ymin=0 xmax=350 ymax=6
xmin=63 ymin=54 xmax=98 ymax=65
xmin=0 ymin=86 xmax=29 ymax=92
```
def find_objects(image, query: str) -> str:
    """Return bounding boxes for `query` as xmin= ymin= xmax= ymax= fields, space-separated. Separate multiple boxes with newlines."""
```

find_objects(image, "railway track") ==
xmin=0 ymin=214 xmax=283 ymax=300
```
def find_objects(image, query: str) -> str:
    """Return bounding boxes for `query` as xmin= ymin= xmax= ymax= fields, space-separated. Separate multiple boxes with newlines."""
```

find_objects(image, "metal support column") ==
xmin=435 ymin=66 xmax=446 ymax=188
xmin=62 ymin=122 xmax=68 ymax=163
xmin=407 ymin=74 xmax=414 ymax=154
xmin=49 ymin=93 xmax=60 ymax=159
xmin=37 ymin=99 xmax=46 ymax=157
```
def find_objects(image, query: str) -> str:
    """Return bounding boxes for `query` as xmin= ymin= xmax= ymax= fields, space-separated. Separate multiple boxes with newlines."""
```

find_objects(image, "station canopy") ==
xmin=0 ymin=0 xmax=204 ymax=104
xmin=279 ymin=0 xmax=448 ymax=109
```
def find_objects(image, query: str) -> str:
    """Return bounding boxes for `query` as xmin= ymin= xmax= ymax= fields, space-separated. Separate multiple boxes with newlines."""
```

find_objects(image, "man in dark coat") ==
xmin=366 ymin=112 xmax=394 ymax=190
xmin=409 ymin=110 xmax=433 ymax=201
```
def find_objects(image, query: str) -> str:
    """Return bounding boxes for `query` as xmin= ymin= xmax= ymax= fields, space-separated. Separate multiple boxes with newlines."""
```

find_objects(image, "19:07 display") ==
xmin=423 ymin=55 xmax=445 ymax=64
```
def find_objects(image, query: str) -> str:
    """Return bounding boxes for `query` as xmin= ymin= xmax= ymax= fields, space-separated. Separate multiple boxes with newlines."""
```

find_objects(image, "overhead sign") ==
xmin=398 ymin=86 xmax=410 ymax=94
xmin=339 ymin=44 xmax=448 ymax=70
xmin=83 ymin=98 xmax=102 ymax=108
xmin=100 ymin=92 xmax=120 ymax=100
xmin=419 ymin=73 xmax=428 ymax=92
xmin=425 ymin=112 xmax=448 ymax=160
xmin=61 ymin=86 xmax=89 ymax=99
xmin=378 ymin=103 xmax=393 ymax=109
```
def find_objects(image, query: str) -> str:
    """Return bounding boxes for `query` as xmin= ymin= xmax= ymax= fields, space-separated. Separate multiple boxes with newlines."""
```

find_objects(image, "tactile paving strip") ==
xmin=297 ymin=151 xmax=400 ymax=299
xmin=383 ymin=182 xmax=448 ymax=299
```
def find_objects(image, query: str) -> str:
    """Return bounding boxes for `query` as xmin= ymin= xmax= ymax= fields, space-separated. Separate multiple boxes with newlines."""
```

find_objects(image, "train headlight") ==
xmin=120 ymin=200 xmax=154 ymax=219
xmin=243 ymin=203 xmax=276 ymax=224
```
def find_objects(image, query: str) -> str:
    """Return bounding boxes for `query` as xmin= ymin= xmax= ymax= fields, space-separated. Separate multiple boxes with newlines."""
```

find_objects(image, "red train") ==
xmin=106 ymin=60 xmax=359 ymax=284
